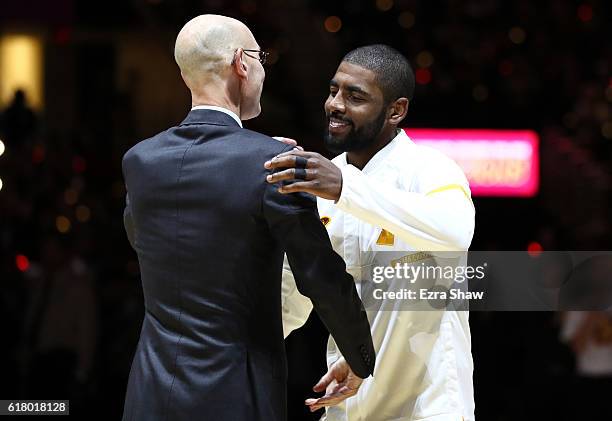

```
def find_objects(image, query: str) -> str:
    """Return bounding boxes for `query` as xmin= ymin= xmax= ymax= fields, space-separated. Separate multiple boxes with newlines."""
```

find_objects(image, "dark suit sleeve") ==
xmin=262 ymin=179 xmax=375 ymax=378
xmin=124 ymin=193 xmax=135 ymax=250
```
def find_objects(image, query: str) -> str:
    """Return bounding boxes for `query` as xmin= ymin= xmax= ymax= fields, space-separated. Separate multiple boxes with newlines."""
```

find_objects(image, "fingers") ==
xmin=326 ymin=381 xmax=347 ymax=395
xmin=264 ymin=151 xmax=319 ymax=170
xmin=272 ymin=136 xmax=298 ymax=146
xmin=271 ymin=137 xmax=304 ymax=151
xmin=313 ymin=371 xmax=335 ymax=393
xmin=304 ymin=387 xmax=359 ymax=412
xmin=275 ymin=149 xmax=313 ymax=159
xmin=308 ymin=392 xmax=357 ymax=410
xmin=294 ymin=156 xmax=308 ymax=169
xmin=278 ymin=181 xmax=317 ymax=194
xmin=266 ymin=169 xmax=317 ymax=183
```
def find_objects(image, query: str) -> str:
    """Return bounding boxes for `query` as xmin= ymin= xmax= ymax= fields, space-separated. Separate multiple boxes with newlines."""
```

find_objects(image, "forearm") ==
xmin=336 ymin=165 xmax=475 ymax=251
xmin=264 ymin=193 xmax=374 ymax=376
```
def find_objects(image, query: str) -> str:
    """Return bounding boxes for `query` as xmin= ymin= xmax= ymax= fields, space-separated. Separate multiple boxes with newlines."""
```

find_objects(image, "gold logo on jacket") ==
xmin=376 ymin=229 xmax=395 ymax=246
xmin=320 ymin=216 xmax=331 ymax=226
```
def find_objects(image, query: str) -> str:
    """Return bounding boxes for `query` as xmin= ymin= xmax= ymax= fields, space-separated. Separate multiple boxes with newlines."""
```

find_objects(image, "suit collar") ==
xmin=180 ymin=108 xmax=242 ymax=128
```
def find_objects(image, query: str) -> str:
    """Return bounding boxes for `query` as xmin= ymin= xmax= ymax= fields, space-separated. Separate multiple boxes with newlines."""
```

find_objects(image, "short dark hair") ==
xmin=342 ymin=44 xmax=415 ymax=103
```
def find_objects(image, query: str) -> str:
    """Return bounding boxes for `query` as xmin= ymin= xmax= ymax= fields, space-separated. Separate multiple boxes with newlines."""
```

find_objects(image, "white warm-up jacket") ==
xmin=282 ymin=130 xmax=476 ymax=421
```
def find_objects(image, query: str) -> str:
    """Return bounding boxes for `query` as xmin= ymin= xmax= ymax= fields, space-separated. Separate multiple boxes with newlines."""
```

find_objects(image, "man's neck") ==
xmin=191 ymin=87 xmax=241 ymax=119
xmin=346 ymin=128 xmax=399 ymax=170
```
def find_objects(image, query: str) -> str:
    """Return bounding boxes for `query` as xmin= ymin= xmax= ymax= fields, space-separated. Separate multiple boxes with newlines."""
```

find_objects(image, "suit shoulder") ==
xmin=238 ymin=128 xmax=292 ymax=156
xmin=123 ymin=130 xmax=170 ymax=164
xmin=122 ymin=129 xmax=174 ymax=177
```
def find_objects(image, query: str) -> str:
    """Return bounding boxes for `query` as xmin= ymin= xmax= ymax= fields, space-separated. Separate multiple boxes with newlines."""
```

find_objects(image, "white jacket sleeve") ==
xmin=281 ymin=255 xmax=313 ymax=338
xmin=335 ymin=159 xmax=475 ymax=252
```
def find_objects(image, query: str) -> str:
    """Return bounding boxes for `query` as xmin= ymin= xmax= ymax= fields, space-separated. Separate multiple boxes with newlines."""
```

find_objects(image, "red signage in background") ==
xmin=404 ymin=129 xmax=539 ymax=197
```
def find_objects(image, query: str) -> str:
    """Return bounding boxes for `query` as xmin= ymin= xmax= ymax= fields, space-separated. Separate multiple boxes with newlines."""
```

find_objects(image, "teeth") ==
xmin=329 ymin=118 xmax=348 ymax=127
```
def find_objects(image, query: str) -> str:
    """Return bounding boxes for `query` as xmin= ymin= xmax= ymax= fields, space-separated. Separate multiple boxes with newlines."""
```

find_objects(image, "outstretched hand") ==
xmin=304 ymin=357 xmax=363 ymax=412
xmin=264 ymin=150 xmax=343 ymax=201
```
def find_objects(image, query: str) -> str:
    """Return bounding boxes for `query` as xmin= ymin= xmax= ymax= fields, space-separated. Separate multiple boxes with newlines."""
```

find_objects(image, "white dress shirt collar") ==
xmin=191 ymin=105 xmax=243 ymax=128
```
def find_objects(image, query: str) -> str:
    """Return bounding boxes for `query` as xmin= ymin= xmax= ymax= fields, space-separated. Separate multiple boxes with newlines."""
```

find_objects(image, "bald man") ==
xmin=121 ymin=15 xmax=375 ymax=421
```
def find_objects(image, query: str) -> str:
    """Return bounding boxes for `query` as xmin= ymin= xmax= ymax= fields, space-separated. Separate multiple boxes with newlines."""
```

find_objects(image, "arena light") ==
xmin=324 ymin=16 xmax=342 ymax=33
xmin=76 ymin=205 xmax=91 ymax=223
xmin=527 ymin=241 xmax=543 ymax=257
xmin=0 ymin=34 xmax=44 ymax=110
xmin=16 ymin=254 xmax=30 ymax=272
xmin=405 ymin=129 xmax=539 ymax=197
xmin=0 ymin=139 xmax=5 ymax=156
xmin=56 ymin=215 xmax=71 ymax=234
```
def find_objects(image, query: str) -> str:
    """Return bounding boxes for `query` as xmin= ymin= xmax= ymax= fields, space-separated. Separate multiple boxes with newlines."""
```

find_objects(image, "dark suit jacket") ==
xmin=121 ymin=109 xmax=375 ymax=421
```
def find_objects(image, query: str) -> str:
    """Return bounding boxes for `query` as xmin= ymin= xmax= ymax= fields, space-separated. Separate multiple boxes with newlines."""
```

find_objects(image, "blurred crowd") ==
xmin=0 ymin=88 xmax=142 ymax=416
xmin=0 ymin=0 xmax=611 ymax=419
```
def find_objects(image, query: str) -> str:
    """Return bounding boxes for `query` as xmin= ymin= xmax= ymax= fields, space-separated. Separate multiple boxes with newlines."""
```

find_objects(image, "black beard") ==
xmin=324 ymin=110 xmax=387 ymax=154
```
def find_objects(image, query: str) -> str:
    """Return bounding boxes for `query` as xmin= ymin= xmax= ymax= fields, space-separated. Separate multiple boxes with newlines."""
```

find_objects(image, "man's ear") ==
xmin=387 ymin=98 xmax=409 ymax=125
xmin=231 ymin=48 xmax=249 ymax=79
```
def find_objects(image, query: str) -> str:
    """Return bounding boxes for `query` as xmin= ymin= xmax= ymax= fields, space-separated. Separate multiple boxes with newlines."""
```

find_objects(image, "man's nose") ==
xmin=327 ymin=94 xmax=346 ymax=113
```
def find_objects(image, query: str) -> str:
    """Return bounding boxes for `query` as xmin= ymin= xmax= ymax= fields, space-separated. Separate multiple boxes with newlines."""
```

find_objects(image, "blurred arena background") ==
xmin=0 ymin=0 xmax=610 ymax=419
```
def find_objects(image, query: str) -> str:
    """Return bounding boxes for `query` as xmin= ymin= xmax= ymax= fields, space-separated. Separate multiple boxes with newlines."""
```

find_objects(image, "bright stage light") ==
xmin=0 ymin=34 xmax=44 ymax=110
xmin=0 ymin=139 xmax=4 ymax=156
xmin=405 ymin=129 xmax=539 ymax=197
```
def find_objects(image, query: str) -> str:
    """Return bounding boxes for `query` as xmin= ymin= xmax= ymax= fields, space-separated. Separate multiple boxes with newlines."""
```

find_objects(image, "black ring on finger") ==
xmin=294 ymin=168 xmax=307 ymax=180
xmin=295 ymin=156 xmax=308 ymax=169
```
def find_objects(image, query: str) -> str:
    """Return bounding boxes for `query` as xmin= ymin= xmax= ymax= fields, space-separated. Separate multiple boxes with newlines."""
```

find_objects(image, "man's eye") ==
xmin=329 ymin=90 xmax=338 ymax=97
xmin=349 ymin=95 xmax=364 ymax=102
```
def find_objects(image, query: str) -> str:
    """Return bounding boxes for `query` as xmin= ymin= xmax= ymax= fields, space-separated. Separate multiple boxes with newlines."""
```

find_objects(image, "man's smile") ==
xmin=328 ymin=116 xmax=352 ymax=135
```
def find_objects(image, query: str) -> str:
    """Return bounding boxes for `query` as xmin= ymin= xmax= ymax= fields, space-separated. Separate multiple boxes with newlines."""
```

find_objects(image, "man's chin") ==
xmin=324 ymin=135 xmax=349 ymax=153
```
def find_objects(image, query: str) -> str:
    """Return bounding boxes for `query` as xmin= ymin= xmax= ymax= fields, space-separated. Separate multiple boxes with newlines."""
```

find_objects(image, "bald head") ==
xmin=174 ymin=15 xmax=256 ymax=88
xmin=175 ymin=14 xmax=266 ymax=120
